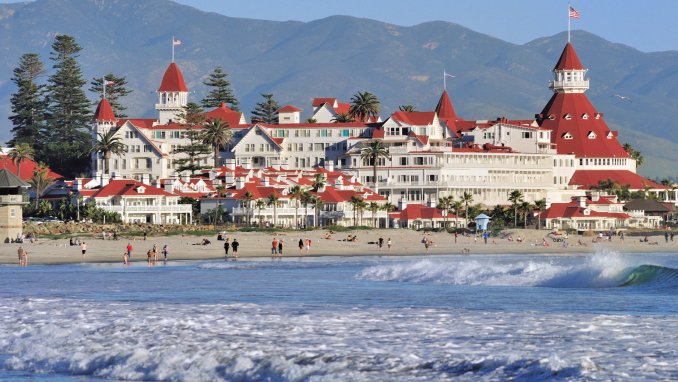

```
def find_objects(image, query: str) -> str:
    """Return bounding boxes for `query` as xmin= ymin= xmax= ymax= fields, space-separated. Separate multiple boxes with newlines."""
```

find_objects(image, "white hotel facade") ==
xmin=91 ymin=42 xmax=674 ymax=212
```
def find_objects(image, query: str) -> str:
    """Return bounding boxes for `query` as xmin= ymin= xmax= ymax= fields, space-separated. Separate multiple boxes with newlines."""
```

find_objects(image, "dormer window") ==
xmin=595 ymin=113 xmax=601 ymax=119
xmin=587 ymin=131 xmax=597 ymax=139
xmin=137 ymin=186 xmax=146 ymax=194
xmin=606 ymin=131 xmax=614 ymax=139
xmin=564 ymin=114 xmax=572 ymax=120
xmin=582 ymin=113 xmax=589 ymax=120
xmin=548 ymin=114 xmax=556 ymax=120
xmin=563 ymin=132 xmax=573 ymax=140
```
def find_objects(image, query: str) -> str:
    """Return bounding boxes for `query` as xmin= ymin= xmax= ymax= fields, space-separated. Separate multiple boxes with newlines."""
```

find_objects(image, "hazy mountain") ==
xmin=0 ymin=0 xmax=676 ymax=178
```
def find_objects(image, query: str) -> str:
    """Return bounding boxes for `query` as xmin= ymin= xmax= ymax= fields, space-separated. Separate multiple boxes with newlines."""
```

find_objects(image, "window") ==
xmin=170 ymin=131 xmax=181 ymax=139
xmin=522 ymin=132 xmax=532 ymax=139
xmin=153 ymin=131 xmax=166 ymax=139
xmin=341 ymin=129 xmax=350 ymax=137
xmin=147 ymin=158 xmax=152 ymax=169
xmin=400 ymin=157 xmax=408 ymax=166
xmin=587 ymin=131 xmax=597 ymax=139
xmin=564 ymin=114 xmax=572 ymax=120
xmin=314 ymin=143 xmax=324 ymax=151
xmin=563 ymin=132 xmax=573 ymax=140
xmin=582 ymin=113 xmax=589 ymax=120
xmin=10 ymin=208 xmax=15 ymax=218
xmin=144 ymin=145 xmax=151 ymax=152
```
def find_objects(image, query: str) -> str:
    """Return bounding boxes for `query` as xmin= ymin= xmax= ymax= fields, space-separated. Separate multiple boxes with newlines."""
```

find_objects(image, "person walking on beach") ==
xmin=387 ymin=238 xmax=392 ymax=252
xmin=483 ymin=231 xmax=489 ymax=244
xmin=424 ymin=238 xmax=430 ymax=253
xmin=272 ymin=237 xmax=279 ymax=256
xmin=80 ymin=241 xmax=87 ymax=260
xmin=277 ymin=239 xmax=284 ymax=258
xmin=454 ymin=232 xmax=458 ymax=244
xmin=126 ymin=243 xmax=133 ymax=259
xmin=298 ymin=238 xmax=304 ymax=253
xmin=665 ymin=232 xmax=669 ymax=243
xmin=231 ymin=239 xmax=239 ymax=258
xmin=305 ymin=238 xmax=311 ymax=254
xmin=162 ymin=244 xmax=169 ymax=262
xmin=17 ymin=246 xmax=27 ymax=266
xmin=224 ymin=238 xmax=230 ymax=258
xmin=123 ymin=250 xmax=129 ymax=265
xmin=378 ymin=237 xmax=384 ymax=251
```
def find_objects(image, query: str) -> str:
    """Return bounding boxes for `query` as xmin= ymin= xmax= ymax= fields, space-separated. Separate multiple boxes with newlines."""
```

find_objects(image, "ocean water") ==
xmin=1 ymin=250 xmax=678 ymax=381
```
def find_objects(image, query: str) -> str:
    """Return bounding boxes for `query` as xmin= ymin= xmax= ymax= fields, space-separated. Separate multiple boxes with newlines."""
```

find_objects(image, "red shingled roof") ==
xmin=312 ymin=98 xmax=337 ymax=108
xmin=277 ymin=105 xmax=302 ymax=113
xmin=158 ymin=62 xmax=188 ymax=92
xmin=568 ymin=170 xmax=667 ymax=190
xmin=205 ymin=103 xmax=244 ymax=127
xmin=94 ymin=98 xmax=116 ymax=121
xmin=553 ymin=43 xmax=584 ymax=71
xmin=435 ymin=90 xmax=458 ymax=121
xmin=391 ymin=111 xmax=436 ymax=126
xmin=392 ymin=203 xmax=458 ymax=221
xmin=540 ymin=201 xmax=630 ymax=220
xmin=0 ymin=155 xmax=62 ymax=180
xmin=92 ymin=179 xmax=176 ymax=198
xmin=538 ymin=92 xmax=628 ymax=158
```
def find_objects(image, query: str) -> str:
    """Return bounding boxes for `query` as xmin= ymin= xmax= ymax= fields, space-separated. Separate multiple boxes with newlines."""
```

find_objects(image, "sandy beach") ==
xmin=2 ymin=228 xmax=677 ymax=265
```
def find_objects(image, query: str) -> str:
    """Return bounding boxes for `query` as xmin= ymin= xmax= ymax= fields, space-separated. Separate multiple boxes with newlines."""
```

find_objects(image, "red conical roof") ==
xmin=93 ymin=98 xmax=116 ymax=121
xmin=158 ymin=62 xmax=188 ymax=92
xmin=435 ymin=90 xmax=457 ymax=120
xmin=553 ymin=43 xmax=584 ymax=71
xmin=538 ymin=92 xmax=628 ymax=158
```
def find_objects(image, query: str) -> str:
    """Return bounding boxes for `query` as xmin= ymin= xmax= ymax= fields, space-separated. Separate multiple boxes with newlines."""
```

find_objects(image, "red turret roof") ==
xmin=205 ymin=103 xmax=244 ymax=127
xmin=158 ymin=62 xmax=188 ymax=92
xmin=538 ymin=92 xmax=628 ymax=158
xmin=94 ymin=98 xmax=116 ymax=121
xmin=435 ymin=90 xmax=458 ymax=120
xmin=553 ymin=43 xmax=584 ymax=71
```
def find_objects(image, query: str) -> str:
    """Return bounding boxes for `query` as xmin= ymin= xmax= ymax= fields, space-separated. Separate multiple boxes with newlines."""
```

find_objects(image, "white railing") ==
xmin=0 ymin=194 xmax=28 ymax=204
xmin=232 ymin=207 xmax=312 ymax=216
xmin=101 ymin=205 xmax=193 ymax=213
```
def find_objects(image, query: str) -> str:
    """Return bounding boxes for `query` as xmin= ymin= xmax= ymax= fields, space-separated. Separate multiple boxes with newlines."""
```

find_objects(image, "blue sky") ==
xmin=174 ymin=0 xmax=676 ymax=53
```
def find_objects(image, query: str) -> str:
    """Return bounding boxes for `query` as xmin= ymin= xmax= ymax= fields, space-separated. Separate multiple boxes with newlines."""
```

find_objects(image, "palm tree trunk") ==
xmin=294 ymin=200 xmax=299 ymax=229
xmin=273 ymin=204 xmax=277 ymax=228
xmin=514 ymin=207 xmax=518 ymax=228
xmin=372 ymin=156 xmax=378 ymax=191
xmin=17 ymin=161 xmax=22 ymax=178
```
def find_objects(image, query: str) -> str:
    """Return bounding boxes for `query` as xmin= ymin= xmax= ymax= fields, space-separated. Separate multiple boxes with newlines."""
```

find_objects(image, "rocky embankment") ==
xmin=23 ymin=222 xmax=221 ymax=236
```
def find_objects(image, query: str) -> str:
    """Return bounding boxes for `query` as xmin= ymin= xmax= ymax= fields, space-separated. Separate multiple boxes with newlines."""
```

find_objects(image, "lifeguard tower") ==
xmin=0 ymin=168 xmax=30 ymax=241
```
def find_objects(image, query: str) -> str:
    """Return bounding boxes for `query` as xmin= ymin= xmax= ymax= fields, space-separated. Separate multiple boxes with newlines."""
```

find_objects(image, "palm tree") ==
xmin=368 ymin=202 xmax=381 ymax=228
xmin=508 ymin=190 xmax=524 ymax=228
xmin=28 ymin=164 xmax=54 ymax=208
xmin=461 ymin=192 xmax=474 ymax=225
xmin=267 ymin=193 xmax=280 ymax=228
xmin=91 ymin=130 xmax=125 ymax=176
xmin=349 ymin=195 xmax=363 ymax=227
xmin=289 ymin=185 xmax=303 ymax=229
xmin=331 ymin=113 xmax=354 ymax=123
xmin=312 ymin=173 xmax=326 ymax=191
xmin=452 ymin=200 xmax=463 ymax=228
xmin=623 ymin=143 xmax=644 ymax=167
xmin=520 ymin=201 xmax=533 ymax=228
xmin=398 ymin=105 xmax=417 ymax=112
xmin=300 ymin=190 xmax=314 ymax=228
xmin=255 ymin=199 xmax=267 ymax=228
xmin=437 ymin=196 xmax=453 ymax=229
xmin=349 ymin=91 xmax=380 ymax=122
xmin=534 ymin=199 xmax=547 ymax=230
xmin=202 ymin=118 xmax=232 ymax=167
xmin=360 ymin=139 xmax=390 ymax=191
xmin=241 ymin=191 xmax=254 ymax=226
xmin=313 ymin=196 xmax=324 ymax=227
xmin=356 ymin=200 xmax=368 ymax=226
xmin=9 ymin=142 xmax=34 ymax=178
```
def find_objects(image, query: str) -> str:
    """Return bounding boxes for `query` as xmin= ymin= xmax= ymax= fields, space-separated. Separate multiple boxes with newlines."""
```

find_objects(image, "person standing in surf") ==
xmin=298 ymin=239 xmax=304 ymax=253
xmin=231 ymin=239 xmax=239 ymax=258
xmin=224 ymin=238 xmax=230 ymax=259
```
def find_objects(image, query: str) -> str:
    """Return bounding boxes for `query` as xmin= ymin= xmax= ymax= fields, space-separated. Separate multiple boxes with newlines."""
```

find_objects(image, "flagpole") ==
xmin=102 ymin=76 xmax=106 ymax=100
xmin=172 ymin=36 xmax=175 ymax=62
xmin=568 ymin=3 xmax=571 ymax=43
xmin=443 ymin=69 xmax=446 ymax=91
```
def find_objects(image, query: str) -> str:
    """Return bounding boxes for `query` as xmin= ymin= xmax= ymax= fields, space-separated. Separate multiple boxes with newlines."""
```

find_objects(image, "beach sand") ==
xmin=2 ymin=228 xmax=677 ymax=265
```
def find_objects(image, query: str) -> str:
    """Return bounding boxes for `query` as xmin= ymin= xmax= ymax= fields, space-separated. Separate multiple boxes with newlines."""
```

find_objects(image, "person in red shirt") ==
xmin=126 ymin=243 xmax=133 ymax=259
xmin=272 ymin=238 xmax=279 ymax=256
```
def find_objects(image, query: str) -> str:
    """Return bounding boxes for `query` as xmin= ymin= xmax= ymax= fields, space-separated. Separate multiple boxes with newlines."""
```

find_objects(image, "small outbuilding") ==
xmin=0 ymin=168 xmax=30 ymax=241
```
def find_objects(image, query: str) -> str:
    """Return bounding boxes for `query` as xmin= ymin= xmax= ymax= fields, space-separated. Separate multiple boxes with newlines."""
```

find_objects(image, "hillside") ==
xmin=0 ymin=0 xmax=676 ymax=177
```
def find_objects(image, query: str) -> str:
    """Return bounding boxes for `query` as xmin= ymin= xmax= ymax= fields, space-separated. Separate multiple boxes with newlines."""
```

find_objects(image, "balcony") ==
xmin=232 ymin=207 xmax=312 ymax=216
xmin=101 ymin=204 xmax=193 ymax=213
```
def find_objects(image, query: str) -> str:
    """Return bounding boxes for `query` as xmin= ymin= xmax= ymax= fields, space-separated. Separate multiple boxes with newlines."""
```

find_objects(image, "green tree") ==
xmin=9 ymin=142 xmax=34 ymax=177
xmin=360 ymin=139 xmax=390 ymax=191
xmin=331 ymin=113 xmax=354 ymax=123
xmin=350 ymin=195 xmax=363 ymax=227
xmin=368 ymin=202 xmax=381 ymax=228
xmin=452 ymin=200 xmax=463 ymax=228
xmin=173 ymin=103 xmax=211 ymax=174
xmin=398 ymin=105 xmax=417 ymax=112
xmin=9 ymin=53 xmax=47 ymax=147
xmin=91 ymin=129 xmax=125 ymax=176
xmin=313 ymin=196 xmax=324 ymax=227
xmin=312 ymin=173 xmax=326 ymax=191
xmin=437 ymin=196 xmax=453 ymax=229
xmin=289 ymin=185 xmax=304 ymax=229
xmin=201 ymin=66 xmax=239 ymax=110
xmin=267 ymin=193 xmax=280 ymax=227
xmin=300 ymin=190 xmax=314 ymax=229
xmin=241 ymin=191 xmax=254 ymax=226
xmin=349 ymin=91 xmax=380 ymax=122
xmin=251 ymin=93 xmax=280 ymax=124
xmin=520 ymin=201 xmax=533 ymax=228
xmin=623 ymin=143 xmax=644 ymax=167
xmin=202 ymin=118 xmax=232 ymax=167
xmin=534 ymin=198 xmax=547 ymax=230
xmin=89 ymin=73 xmax=132 ymax=117
xmin=508 ymin=190 xmax=524 ymax=228
xmin=461 ymin=192 xmax=474 ymax=225
xmin=44 ymin=35 xmax=91 ymax=177
xmin=255 ymin=199 xmax=267 ymax=228
xmin=28 ymin=164 xmax=54 ymax=208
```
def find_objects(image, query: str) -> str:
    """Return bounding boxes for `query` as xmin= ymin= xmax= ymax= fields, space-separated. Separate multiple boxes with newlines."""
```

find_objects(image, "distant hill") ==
xmin=0 ymin=0 xmax=676 ymax=178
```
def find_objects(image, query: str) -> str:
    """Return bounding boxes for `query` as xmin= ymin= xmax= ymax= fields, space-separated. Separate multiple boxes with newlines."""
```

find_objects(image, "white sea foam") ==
xmin=1 ymin=298 xmax=677 ymax=381
xmin=357 ymin=251 xmax=637 ymax=288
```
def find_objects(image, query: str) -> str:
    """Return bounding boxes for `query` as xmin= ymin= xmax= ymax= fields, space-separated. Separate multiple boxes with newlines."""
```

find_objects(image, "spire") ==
xmin=94 ymin=98 xmax=116 ymax=122
xmin=158 ymin=62 xmax=188 ymax=92
xmin=435 ymin=90 xmax=458 ymax=121
xmin=553 ymin=43 xmax=584 ymax=71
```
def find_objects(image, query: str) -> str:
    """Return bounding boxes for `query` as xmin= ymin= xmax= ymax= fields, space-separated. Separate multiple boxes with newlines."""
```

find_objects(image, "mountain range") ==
xmin=0 ymin=0 xmax=677 ymax=178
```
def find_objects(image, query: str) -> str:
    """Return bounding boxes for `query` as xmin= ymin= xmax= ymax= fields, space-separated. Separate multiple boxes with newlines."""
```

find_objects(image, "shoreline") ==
xmin=2 ymin=229 xmax=677 ymax=265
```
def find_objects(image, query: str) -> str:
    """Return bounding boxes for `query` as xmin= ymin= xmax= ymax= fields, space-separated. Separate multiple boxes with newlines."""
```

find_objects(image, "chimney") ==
xmin=152 ymin=178 xmax=161 ymax=188
xmin=100 ymin=173 xmax=110 ymax=187
xmin=578 ymin=196 xmax=587 ymax=208
xmin=164 ymin=180 xmax=175 ymax=194
xmin=326 ymin=160 xmax=335 ymax=172
xmin=242 ymin=158 xmax=252 ymax=170
xmin=236 ymin=177 xmax=245 ymax=190
xmin=398 ymin=198 xmax=408 ymax=211
xmin=225 ymin=158 xmax=236 ymax=171
xmin=141 ymin=174 xmax=150 ymax=185
xmin=279 ymin=159 xmax=288 ymax=170
xmin=335 ymin=176 xmax=344 ymax=190
xmin=271 ymin=158 xmax=280 ymax=170
xmin=427 ymin=197 xmax=436 ymax=208
xmin=261 ymin=177 xmax=270 ymax=187
xmin=224 ymin=172 xmax=234 ymax=185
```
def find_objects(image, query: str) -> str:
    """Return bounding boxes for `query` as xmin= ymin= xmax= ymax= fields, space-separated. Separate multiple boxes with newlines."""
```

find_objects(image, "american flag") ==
xmin=105 ymin=80 xmax=115 ymax=86
xmin=569 ymin=6 xmax=580 ymax=19
xmin=173 ymin=38 xmax=182 ymax=46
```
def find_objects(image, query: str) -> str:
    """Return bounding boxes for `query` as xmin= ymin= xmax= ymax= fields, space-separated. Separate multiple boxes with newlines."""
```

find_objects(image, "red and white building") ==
xmin=539 ymin=194 xmax=631 ymax=231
